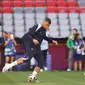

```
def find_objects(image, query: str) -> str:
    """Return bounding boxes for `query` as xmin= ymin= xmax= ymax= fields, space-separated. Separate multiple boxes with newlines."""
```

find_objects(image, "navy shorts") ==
xmin=22 ymin=43 xmax=44 ymax=69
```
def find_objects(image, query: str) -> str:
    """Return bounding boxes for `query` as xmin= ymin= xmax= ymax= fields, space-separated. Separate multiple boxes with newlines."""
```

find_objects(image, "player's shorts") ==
xmin=22 ymin=45 xmax=44 ymax=69
xmin=4 ymin=51 xmax=15 ymax=56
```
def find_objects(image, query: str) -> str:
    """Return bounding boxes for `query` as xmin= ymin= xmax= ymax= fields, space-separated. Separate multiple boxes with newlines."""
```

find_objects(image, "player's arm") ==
xmin=27 ymin=25 xmax=39 ymax=45
xmin=26 ymin=25 xmax=38 ymax=42
xmin=4 ymin=39 xmax=10 ymax=46
xmin=44 ymin=36 xmax=58 ymax=45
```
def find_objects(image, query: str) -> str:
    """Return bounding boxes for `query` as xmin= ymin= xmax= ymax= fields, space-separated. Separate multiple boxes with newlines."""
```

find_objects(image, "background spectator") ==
xmin=67 ymin=29 xmax=78 ymax=71
xmin=4 ymin=32 xmax=17 ymax=71
xmin=73 ymin=33 xmax=84 ymax=71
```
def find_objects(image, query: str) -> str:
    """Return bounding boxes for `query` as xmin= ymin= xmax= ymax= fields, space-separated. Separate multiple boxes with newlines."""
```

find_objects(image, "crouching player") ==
xmin=2 ymin=18 xmax=58 ymax=82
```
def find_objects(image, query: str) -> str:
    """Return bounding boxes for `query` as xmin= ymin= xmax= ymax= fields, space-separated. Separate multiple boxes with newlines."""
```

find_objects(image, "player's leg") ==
xmin=67 ymin=49 xmax=73 ymax=71
xmin=42 ymin=50 xmax=48 ymax=71
xmin=31 ymin=51 xmax=43 ymax=76
xmin=79 ymin=60 xmax=82 ymax=71
xmin=5 ymin=56 xmax=10 ymax=64
xmin=2 ymin=57 xmax=24 ymax=72
xmin=74 ymin=60 xmax=78 ymax=71
xmin=2 ymin=43 xmax=32 ymax=72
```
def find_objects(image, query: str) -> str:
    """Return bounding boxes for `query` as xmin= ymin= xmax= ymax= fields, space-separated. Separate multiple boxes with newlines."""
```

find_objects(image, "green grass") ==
xmin=0 ymin=71 xmax=85 ymax=85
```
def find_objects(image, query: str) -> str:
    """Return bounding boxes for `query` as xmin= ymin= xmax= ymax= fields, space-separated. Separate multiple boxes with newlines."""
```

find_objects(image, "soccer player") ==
xmin=2 ymin=18 xmax=58 ymax=81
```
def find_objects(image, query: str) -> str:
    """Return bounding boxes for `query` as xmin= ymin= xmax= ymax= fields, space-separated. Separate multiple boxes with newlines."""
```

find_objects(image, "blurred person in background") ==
xmin=73 ymin=33 xmax=84 ymax=71
xmin=40 ymin=29 xmax=50 ymax=71
xmin=1 ymin=31 xmax=8 ymax=44
xmin=67 ymin=29 xmax=78 ymax=71
xmin=4 ymin=32 xmax=17 ymax=71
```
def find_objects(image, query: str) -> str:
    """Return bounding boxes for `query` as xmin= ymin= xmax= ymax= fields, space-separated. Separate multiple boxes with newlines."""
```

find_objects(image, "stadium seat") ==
xmin=24 ymin=0 xmax=33 ymax=7
xmin=14 ymin=20 xmax=24 ymax=26
xmin=79 ymin=7 xmax=85 ymax=13
xmin=58 ymin=13 xmax=68 ymax=19
xmin=67 ymin=1 xmax=77 ymax=7
xmin=57 ymin=1 xmax=67 ymax=7
xmin=49 ymin=25 xmax=59 ymax=32
xmin=3 ymin=25 xmax=14 ymax=33
xmin=69 ymin=13 xmax=79 ymax=19
xmin=24 ymin=7 xmax=34 ymax=13
xmin=70 ymin=19 xmax=80 ymax=25
xmin=71 ymin=25 xmax=81 ymax=31
xmin=81 ymin=19 xmax=85 ymax=25
xmin=57 ymin=7 xmax=68 ymax=13
xmin=47 ymin=13 xmax=57 ymax=19
xmin=49 ymin=32 xmax=59 ymax=38
xmin=3 ymin=19 xmax=13 ymax=26
xmin=60 ymin=30 xmax=70 ymax=37
xmin=14 ymin=25 xmax=25 ymax=32
xmin=35 ymin=7 xmax=45 ymax=13
xmin=36 ymin=18 xmax=45 ymax=24
xmin=13 ymin=7 xmax=23 ymax=13
xmin=78 ymin=1 xmax=85 ymax=7
xmin=36 ymin=13 xmax=46 ymax=19
xmin=15 ymin=31 xmax=25 ymax=38
xmin=46 ymin=6 xmax=57 ymax=13
xmin=14 ymin=13 xmax=24 ymax=20
xmin=1 ymin=7 xmax=12 ymax=13
xmin=25 ymin=13 xmax=35 ymax=19
xmin=35 ymin=0 xmax=44 ymax=7
xmin=59 ymin=19 xmax=69 ymax=25
xmin=3 ymin=13 xmax=13 ymax=20
xmin=13 ymin=0 xmax=22 ymax=7
xmin=2 ymin=1 xmax=12 ymax=7
xmin=81 ymin=25 xmax=85 ymax=30
xmin=60 ymin=25 xmax=70 ymax=31
xmin=67 ymin=7 xmax=79 ymax=13
xmin=80 ymin=13 xmax=85 ymax=20
xmin=46 ymin=1 xmax=56 ymax=6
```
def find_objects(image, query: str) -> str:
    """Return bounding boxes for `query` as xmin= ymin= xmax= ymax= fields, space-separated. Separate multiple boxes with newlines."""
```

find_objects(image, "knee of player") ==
xmin=17 ymin=58 xmax=24 ymax=64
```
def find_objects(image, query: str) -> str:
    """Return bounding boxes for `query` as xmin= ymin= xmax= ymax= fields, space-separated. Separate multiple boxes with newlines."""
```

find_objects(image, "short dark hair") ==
xmin=2 ymin=31 xmax=8 ymax=34
xmin=73 ymin=28 xmax=78 ymax=32
xmin=45 ymin=18 xmax=51 ymax=24
xmin=75 ymin=33 xmax=80 ymax=39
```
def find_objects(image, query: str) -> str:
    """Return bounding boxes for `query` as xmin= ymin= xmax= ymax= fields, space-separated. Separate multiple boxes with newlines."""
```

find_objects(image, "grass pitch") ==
xmin=0 ymin=71 xmax=85 ymax=85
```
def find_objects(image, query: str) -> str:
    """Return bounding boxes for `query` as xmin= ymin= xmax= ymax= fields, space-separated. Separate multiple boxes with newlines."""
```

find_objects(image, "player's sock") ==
xmin=10 ymin=61 xmax=17 ymax=67
xmin=32 ymin=71 xmax=37 ymax=77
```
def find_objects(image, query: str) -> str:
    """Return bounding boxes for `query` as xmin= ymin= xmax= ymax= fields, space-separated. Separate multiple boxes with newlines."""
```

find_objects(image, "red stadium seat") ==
xmin=13 ymin=1 xmax=22 ymax=7
xmin=1 ymin=7 xmax=12 ymax=13
xmin=46 ymin=6 xmax=57 ymax=13
xmin=57 ymin=1 xmax=67 ymax=7
xmin=79 ymin=7 xmax=85 ymax=13
xmin=57 ymin=7 xmax=68 ymax=13
xmin=67 ymin=7 xmax=79 ymax=13
xmin=35 ymin=1 xmax=44 ymax=7
xmin=46 ymin=1 xmax=56 ymax=6
xmin=24 ymin=0 xmax=33 ymax=7
xmin=67 ymin=1 xmax=77 ymax=7
xmin=57 ymin=0 xmax=66 ymax=1
xmin=2 ymin=1 xmax=12 ymax=7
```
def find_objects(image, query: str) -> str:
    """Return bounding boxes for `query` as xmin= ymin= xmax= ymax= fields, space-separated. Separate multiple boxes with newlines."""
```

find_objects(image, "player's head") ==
xmin=75 ymin=33 xmax=81 ymax=40
xmin=41 ymin=18 xmax=51 ymax=29
xmin=2 ymin=31 xmax=8 ymax=38
xmin=72 ymin=28 xmax=78 ymax=35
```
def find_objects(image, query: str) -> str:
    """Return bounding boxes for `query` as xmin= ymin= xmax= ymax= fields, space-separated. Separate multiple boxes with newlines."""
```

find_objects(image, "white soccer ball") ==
xmin=84 ymin=73 xmax=85 ymax=76
xmin=28 ymin=75 xmax=37 ymax=82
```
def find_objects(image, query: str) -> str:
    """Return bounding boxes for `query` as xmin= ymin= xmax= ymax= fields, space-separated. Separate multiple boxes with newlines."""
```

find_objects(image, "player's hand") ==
xmin=33 ymin=39 xmax=39 ymax=45
xmin=52 ymin=40 xmax=58 ymax=45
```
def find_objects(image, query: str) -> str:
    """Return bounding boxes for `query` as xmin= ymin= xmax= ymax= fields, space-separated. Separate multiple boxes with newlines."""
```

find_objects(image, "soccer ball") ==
xmin=28 ymin=75 xmax=37 ymax=82
xmin=84 ymin=73 xmax=85 ymax=76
